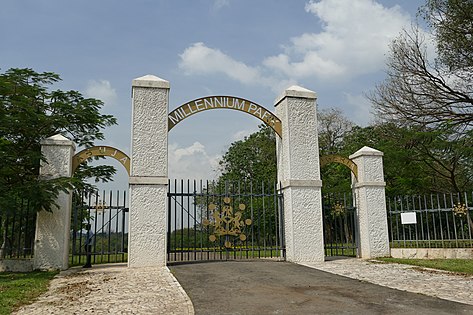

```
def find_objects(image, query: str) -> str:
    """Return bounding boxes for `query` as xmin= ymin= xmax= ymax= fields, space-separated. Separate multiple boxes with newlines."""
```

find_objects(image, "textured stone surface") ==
xmin=275 ymin=86 xmax=324 ymax=262
xmin=129 ymin=76 xmax=170 ymax=267
xmin=131 ymin=84 xmax=169 ymax=177
xmin=0 ymin=259 xmax=33 ymax=272
xmin=13 ymin=264 xmax=194 ymax=315
xmin=128 ymin=185 xmax=167 ymax=267
xmin=351 ymin=147 xmax=390 ymax=258
xmin=34 ymin=135 xmax=75 ymax=270
xmin=391 ymin=248 xmax=473 ymax=259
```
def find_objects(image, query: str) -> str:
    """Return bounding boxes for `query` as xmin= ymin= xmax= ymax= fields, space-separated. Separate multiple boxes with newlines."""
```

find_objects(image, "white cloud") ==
xmin=168 ymin=142 xmax=220 ymax=180
xmin=179 ymin=42 xmax=297 ymax=93
xmin=178 ymin=1 xmax=425 ymax=90
xmin=262 ymin=0 xmax=413 ymax=80
xmin=179 ymin=42 xmax=265 ymax=85
xmin=232 ymin=127 xmax=259 ymax=141
xmin=85 ymin=80 xmax=117 ymax=107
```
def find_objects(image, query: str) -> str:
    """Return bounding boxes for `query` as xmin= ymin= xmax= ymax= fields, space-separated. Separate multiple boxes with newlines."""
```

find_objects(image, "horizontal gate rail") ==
xmin=167 ymin=179 xmax=285 ymax=263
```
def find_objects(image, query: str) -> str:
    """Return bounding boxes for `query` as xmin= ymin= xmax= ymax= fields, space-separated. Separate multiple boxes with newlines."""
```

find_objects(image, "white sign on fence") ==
xmin=401 ymin=212 xmax=417 ymax=224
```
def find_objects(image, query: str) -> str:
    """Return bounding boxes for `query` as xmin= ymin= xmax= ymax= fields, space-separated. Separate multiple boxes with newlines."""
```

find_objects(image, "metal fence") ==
xmin=70 ymin=190 xmax=129 ymax=266
xmin=322 ymin=192 xmax=357 ymax=257
xmin=167 ymin=179 xmax=285 ymax=263
xmin=0 ymin=200 xmax=37 ymax=259
xmin=387 ymin=192 xmax=473 ymax=248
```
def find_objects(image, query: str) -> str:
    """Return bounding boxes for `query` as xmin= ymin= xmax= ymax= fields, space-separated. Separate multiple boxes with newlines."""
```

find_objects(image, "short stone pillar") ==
xmin=275 ymin=86 xmax=324 ymax=263
xmin=350 ymin=146 xmax=390 ymax=258
xmin=34 ymin=134 xmax=75 ymax=270
xmin=129 ymin=75 xmax=170 ymax=267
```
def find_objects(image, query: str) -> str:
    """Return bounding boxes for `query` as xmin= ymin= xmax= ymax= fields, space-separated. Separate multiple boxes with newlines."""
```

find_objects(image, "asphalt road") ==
xmin=170 ymin=260 xmax=473 ymax=315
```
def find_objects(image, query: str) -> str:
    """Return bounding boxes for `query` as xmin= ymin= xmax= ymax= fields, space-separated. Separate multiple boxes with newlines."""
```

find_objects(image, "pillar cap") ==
xmin=274 ymin=85 xmax=317 ymax=106
xmin=132 ymin=75 xmax=170 ymax=89
xmin=349 ymin=146 xmax=383 ymax=159
xmin=41 ymin=134 xmax=75 ymax=149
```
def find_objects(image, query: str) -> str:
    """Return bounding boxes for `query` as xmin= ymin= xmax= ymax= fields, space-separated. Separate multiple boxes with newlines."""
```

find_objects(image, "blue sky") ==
xmin=1 ymin=0 xmax=426 ymax=189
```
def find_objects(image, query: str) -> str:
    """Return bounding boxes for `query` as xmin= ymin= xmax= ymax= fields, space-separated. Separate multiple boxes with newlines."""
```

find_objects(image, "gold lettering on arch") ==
xmin=72 ymin=146 xmax=130 ymax=175
xmin=320 ymin=155 xmax=358 ymax=180
xmin=168 ymin=96 xmax=282 ymax=138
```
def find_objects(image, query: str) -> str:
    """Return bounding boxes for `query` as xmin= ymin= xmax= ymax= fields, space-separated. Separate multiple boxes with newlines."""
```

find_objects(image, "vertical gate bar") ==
xmin=418 ymin=195 xmax=424 ymax=245
xmin=11 ymin=203 xmax=17 ymax=257
xmin=450 ymin=193 xmax=459 ymax=247
xmin=115 ymin=191 xmax=119 ymax=261
xmin=457 ymin=192 xmax=462 ymax=240
xmin=437 ymin=194 xmax=444 ymax=247
xmin=121 ymin=190 xmax=126 ymax=262
xmin=187 ymin=179 xmax=190 ymax=261
xmin=273 ymin=181 xmax=278 ymax=258
xmin=104 ymin=190 xmax=113 ymax=262
xmin=167 ymin=180 xmax=171 ymax=262
xmin=465 ymin=192 xmax=473 ymax=247
xmin=24 ymin=199 xmax=31 ymax=258
xmin=180 ymin=179 xmax=184 ymax=261
xmin=278 ymin=183 xmax=284 ymax=258
xmin=173 ymin=179 xmax=177 ymax=261
xmin=262 ymin=181 xmax=266 ymax=257
xmin=72 ymin=192 xmax=78 ymax=263
xmin=250 ymin=180 xmax=256 ymax=258
xmin=17 ymin=198 xmax=24 ymax=257
xmin=430 ymin=194 xmax=437 ymax=247
xmin=412 ymin=195 xmax=418 ymax=247
xmin=443 ymin=193 xmax=451 ymax=246
xmin=206 ymin=180 xmax=210 ymax=261
xmin=388 ymin=196 xmax=393 ymax=248
xmin=193 ymin=180 xmax=197 ymax=261
xmin=424 ymin=195 xmax=431 ymax=247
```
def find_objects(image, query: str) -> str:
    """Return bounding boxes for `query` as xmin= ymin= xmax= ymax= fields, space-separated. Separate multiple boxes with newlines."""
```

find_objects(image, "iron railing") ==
xmin=0 ymin=200 xmax=37 ymax=259
xmin=387 ymin=192 xmax=473 ymax=248
xmin=322 ymin=192 xmax=357 ymax=257
xmin=167 ymin=179 xmax=285 ymax=263
xmin=70 ymin=189 xmax=129 ymax=266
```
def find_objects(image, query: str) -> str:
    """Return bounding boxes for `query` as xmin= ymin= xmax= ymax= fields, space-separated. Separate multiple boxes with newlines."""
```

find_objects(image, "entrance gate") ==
xmin=322 ymin=192 xmax=357 ymax=257
xmin=167 ymin=180 xmax=285 ymax=263
xmin=70 ymin=190 xmax=129 ymax=266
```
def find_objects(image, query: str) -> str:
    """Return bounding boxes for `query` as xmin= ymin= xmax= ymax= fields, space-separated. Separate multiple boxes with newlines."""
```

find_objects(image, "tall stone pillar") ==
xmin=275 ymin=86 xmax=324 ymax=263
xmin=129 ymin=75 xmax=169 ymax=267
xmin=350 ymin=146 xmax=390 ymax=258
xmin=34 ymin=134 xmax=75 ymax=270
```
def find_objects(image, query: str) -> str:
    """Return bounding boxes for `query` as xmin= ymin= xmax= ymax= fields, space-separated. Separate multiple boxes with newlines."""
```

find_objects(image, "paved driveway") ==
xmin=170 ymin=260 xmax=473 ymax=315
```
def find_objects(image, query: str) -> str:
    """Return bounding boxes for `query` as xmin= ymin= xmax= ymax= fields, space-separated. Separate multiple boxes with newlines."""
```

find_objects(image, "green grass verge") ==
xmin=377 ymin=258 xmax=473 ymax=275
xmin=0 ymin=271 xmax=58 ymax=315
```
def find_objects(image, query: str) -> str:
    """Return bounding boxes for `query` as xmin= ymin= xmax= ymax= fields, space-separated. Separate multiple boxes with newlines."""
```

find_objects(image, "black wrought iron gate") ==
xmin=167 ymin=180 xmax=285 ymax=263
xmin=322 ymin=192 xmax=358 ymax=257
xmin=70 ymin=190 xmax=129 ymax=266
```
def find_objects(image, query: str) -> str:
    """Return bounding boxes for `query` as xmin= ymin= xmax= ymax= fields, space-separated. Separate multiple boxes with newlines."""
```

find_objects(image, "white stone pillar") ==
xmin=129 ymin=75 xmax=169 ymax=267
xmin=34 ymin=134 xmax=75 ymax=270
xmin=275 ymin=86 xmax=324 ymax=263
xmin=350 ymin=146 xmax=390 ymax=258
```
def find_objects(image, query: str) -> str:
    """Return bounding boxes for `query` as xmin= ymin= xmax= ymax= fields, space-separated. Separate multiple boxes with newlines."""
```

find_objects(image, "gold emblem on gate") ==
xmin=203 ymin=197 xmax=252 ymax=248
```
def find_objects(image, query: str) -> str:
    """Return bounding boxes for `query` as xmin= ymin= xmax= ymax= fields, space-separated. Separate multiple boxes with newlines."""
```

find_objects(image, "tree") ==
xmin=369 ymin=0 xmax=473 ymax=131
xmin=218 ymin=124 xmax=276 ymax=184
xmin=0 ymin=68 xmax=117 ymax=216
xmin=317 ymin=108 xmax=354 ymax=155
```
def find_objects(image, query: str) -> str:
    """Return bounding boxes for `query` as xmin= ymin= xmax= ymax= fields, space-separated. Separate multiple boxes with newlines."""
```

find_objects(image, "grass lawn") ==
xmin=377 ymin=258 xmax=473 ymax=275
xmin=0 ymin=271 xmax=58 ymax=315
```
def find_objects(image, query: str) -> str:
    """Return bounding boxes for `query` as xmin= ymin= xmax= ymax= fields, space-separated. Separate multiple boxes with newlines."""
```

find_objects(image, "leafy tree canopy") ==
xmin=0 ymin=68 xmax=117 ymax=215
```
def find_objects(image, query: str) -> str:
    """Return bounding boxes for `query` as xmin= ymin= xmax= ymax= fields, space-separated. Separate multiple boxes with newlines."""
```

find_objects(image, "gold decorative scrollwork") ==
xmin=330 ymin=203 xmax=345 ymax=217
xmin=203 ymin=197 xmax=252 ymax=248
xmin=452 ymin=202 xmax=468 ymax=217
